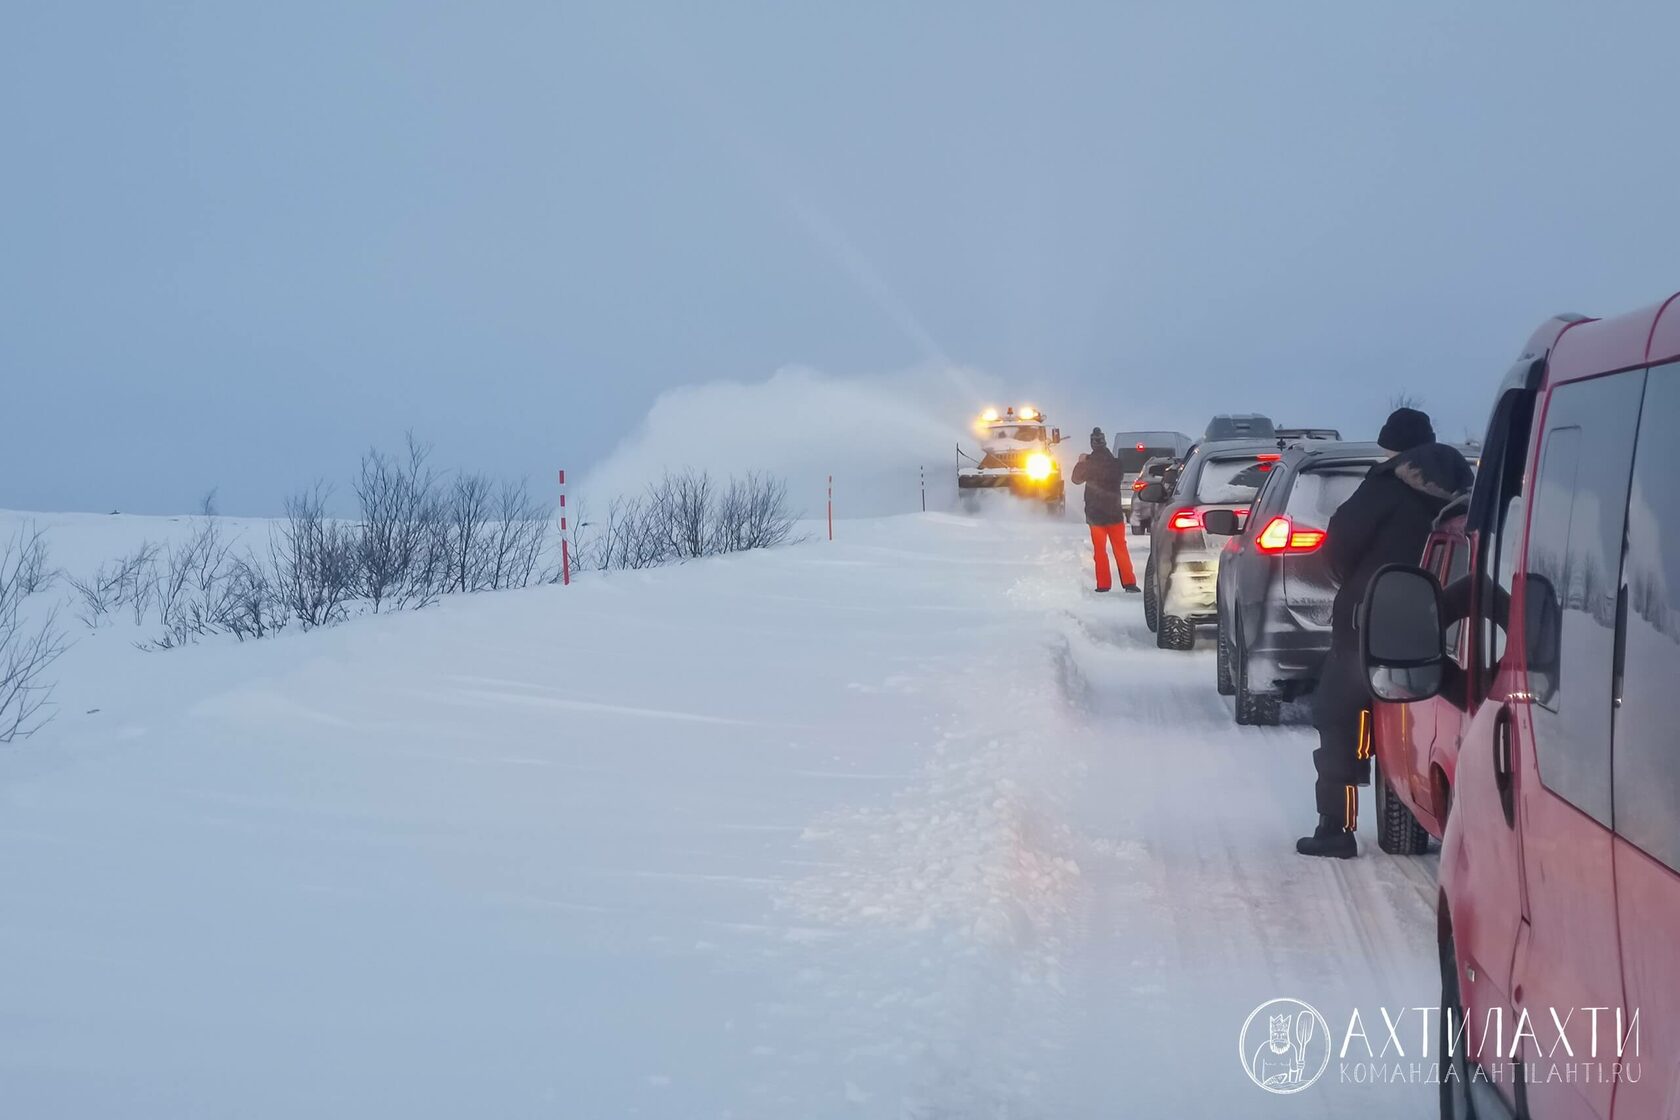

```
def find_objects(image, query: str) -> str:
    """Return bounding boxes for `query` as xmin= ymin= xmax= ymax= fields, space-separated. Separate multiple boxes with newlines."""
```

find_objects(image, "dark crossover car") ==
xmin=1108 ymin=430 xmax=1191 ymax=512
xmin=1139 ymin=439 xmax=1279 ymax=649
xmin=1206 ymin=443 xmax=1390 ymax=724
xmin=1126 ymin=455 xmax=1178 ymax=535
xmin=1207 ymin=441 xmax=1479 ymax=725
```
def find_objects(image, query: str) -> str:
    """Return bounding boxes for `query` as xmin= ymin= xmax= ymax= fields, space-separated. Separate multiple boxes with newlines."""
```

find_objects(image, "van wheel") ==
xmin=1234 ymin=629 xmax=1280 ymax=726
xmin=1142 ymin=556 xmax=1159 ymax=632
xmin=1130 ymin=522 xmax=1147 ymax=536
xmin=1215 ymin=606 xmax=1236 ymax=696
xmin=1440 ymin=920 xmax=1478 ymax=1120
xmin=1376 ymin=756 xmax=1431 ymax=855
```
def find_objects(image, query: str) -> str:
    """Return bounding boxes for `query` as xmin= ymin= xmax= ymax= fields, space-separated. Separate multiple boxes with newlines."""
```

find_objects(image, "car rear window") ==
xmin=1117 ymin=447 xmax=1176 ymax=473
xmin=1285 ymin=464 xmax=1374 ymax=524
xmin=1196 ymin=458 xmax=1270 ymax=504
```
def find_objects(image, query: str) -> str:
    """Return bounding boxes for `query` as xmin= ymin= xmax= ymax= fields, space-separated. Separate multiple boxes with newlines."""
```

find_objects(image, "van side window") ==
xmin=1524 ymin=370 xmax=1644 ymax=827
xmin=1478 ymin=391 xmax=1537 ymax=687
xmin=1444 ymin=541 xmax=1469 ymax=666
xmin=1614 ymin=363 xmax=1680 ymax=870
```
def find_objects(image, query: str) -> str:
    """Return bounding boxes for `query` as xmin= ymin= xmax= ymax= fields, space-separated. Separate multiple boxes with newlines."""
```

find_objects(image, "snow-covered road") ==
xmin=0 ymin=510 xmax=1440 ymax=1117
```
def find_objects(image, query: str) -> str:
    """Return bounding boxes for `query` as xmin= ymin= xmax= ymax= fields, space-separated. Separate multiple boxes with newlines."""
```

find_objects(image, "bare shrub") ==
xmin=657 ymin=469 xmax=715 ymax=559
xmin=597 ymin=493 xmax=672 ymax=570
xmin=67 ymin=542 xmax=160 ymax=628
xmin=219 ymin=554 xmax=288 ymax=641
xmin=1 ymin=532 xmax=68 ymax=742
xmin=444 ymin=471 xmax=495 ymax=593
xmin=716 ymin=472 xmax=798 ymax=551
xmin=150 ymin=517 xmax=235 ymax=644
xmin=487 ymin=480 xmax=547 ymax=590
xmin=583 ymin=470 xmax=799 ymax=573
xmin=353 ymin=435 xmax=447 ymax=612
xmin=0 ymin=523 xmax=55 ymax=599
xmin=272 ymin=485 xmax=356 ymax=630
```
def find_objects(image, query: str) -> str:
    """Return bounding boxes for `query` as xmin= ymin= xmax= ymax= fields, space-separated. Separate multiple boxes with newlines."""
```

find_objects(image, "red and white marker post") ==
xmin=557 ymin=469 xmax=571 ymax=586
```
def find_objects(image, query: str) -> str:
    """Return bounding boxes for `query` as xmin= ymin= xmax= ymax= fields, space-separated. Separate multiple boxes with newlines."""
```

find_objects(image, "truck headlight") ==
xmin=1025 ymin=453 xmax=1053 ymax=481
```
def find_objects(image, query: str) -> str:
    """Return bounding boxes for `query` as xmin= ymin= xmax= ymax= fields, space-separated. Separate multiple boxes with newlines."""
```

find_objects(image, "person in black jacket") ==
xmin=1297 ymin=408 xmax=1474 ymax=858
xmin=1070 ymin=428 xmax=1139 ymax=593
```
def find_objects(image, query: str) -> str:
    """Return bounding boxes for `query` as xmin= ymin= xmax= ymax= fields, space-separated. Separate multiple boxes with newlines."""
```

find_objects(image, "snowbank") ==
xmin=0 ymin=509 xmax=1439 ymax=1118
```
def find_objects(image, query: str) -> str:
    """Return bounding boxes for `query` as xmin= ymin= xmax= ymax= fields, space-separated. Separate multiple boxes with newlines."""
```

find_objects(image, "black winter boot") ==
xmin=1296 ymin=815 xmax=1357 ymax=859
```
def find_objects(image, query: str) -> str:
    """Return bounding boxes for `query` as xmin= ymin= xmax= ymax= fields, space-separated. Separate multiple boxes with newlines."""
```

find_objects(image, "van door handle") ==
xmin=1493 ymin=708 xmax=1516 ymax=829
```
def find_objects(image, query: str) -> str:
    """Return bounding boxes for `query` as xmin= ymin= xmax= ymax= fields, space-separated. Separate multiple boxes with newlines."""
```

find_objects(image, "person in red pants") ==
xmin=1070 ymin=428 xmax=1138 ymax=593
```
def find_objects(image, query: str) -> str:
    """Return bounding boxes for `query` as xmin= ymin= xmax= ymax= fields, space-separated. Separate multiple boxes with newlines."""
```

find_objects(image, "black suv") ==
xmin=1205 ymin=443 xmax=1389 ymax=724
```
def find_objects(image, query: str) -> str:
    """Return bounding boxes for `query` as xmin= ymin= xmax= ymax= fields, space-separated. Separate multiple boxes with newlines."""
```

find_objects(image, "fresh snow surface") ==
xmin=0 ymin=508 xmax=1439 ymax=1118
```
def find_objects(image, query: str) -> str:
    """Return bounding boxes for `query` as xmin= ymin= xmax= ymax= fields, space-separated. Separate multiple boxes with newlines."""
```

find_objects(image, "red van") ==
xmin=1362 ymin=293 xmax=1680 ymax=1120
xmin=1370 ymin=502 xmax=1473 ymax=853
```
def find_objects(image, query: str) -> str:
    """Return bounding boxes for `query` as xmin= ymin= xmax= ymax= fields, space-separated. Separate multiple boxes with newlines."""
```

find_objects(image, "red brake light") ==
xmin=1256 ymin=453 xmax=1281 ymax=461
xmin=1136 ymin=442 xmax=1146 ymax=451
xmin=1132 ymin=478 xmax=1148 ymax=491
xmin=1169 ymin=509 xmax=1202 ymax=531
xmin=1254 ymin=516 xmax=1326 ymax=554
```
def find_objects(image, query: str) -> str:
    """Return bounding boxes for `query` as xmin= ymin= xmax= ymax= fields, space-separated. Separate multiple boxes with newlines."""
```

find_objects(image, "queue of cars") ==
xmin=1125 ymin=295 xmax=1680 ymax=1119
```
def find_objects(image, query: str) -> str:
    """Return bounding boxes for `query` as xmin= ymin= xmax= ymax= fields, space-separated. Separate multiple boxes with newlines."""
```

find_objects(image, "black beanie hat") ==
xmin=1378 ymin=407 xmax=1434 ymax=453
xmin=1090 ymin=428 xmax=1107 ymax=450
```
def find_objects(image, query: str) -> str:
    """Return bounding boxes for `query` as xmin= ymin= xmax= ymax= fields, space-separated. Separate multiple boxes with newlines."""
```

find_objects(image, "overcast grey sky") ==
xmin=3 ymin=1 xmax=1677 ymax=515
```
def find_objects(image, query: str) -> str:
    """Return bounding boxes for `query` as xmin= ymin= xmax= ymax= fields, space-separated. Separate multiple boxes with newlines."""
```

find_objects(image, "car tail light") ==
xmin=1254 ymin=515 xmax=1326 ymax=554
xmin=1132 ymin=478 xmax=1148 ymax=492
xmin=1256 ymin=453 xmax=1281 ymax=461
xmin=1169 ymin=508 xmax=1202 ymax=531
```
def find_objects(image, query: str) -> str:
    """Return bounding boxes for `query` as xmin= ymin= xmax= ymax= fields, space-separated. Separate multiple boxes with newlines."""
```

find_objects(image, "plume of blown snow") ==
xmin=583 ymin=364 xmax=1006 ymax=517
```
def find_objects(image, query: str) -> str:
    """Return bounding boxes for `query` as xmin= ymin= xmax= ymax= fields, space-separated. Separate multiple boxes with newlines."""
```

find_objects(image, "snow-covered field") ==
xmin=0 ymin=508 xmax=1440 ymax=1118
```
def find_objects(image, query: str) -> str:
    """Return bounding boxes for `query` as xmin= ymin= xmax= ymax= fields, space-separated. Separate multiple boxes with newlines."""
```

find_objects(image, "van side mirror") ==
xmin=1521 ymin=572 xmax=1561 ymax=704
xmin=1360 ymin=565 xmax=1446 ymax=702
xmin=1202 ymin=509 xmax=1241 ymax=536
xmin=1051 ymin=428 xmax=1061 ymax=444
xmin=1138 ymin=482 xmax=1167 ymax=503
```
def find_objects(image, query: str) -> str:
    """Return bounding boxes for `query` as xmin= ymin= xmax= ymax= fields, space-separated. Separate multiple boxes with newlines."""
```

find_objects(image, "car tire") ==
xmin=1131 ymin=522 xmax=1147 ymax=536
xmin=1234 ymin=624 xmax=1280 ymax=725
xmin=1375 ymin=756 xmax=1431 ymax=855
xmin=1439 ymin=920 xmax=1479 ymax=1120
xmin=1143 ymin=555 xmax=1159 ymax=633
xmin=1157 ymin=614 xmax=1194 ymax=651
xmin=1215 ymin=604 xmax=1236 ymax=697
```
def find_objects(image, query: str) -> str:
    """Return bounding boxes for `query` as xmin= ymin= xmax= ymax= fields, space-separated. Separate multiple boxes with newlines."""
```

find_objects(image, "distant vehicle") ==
xmin=1137 ymin=439 xmax=1279 ymax=650
xmin=1275 ymin=427 xmax=1342 ymax=442
xmin=1202 ymin=414 xmax=1275 ymax=442
xmin=1127 ymin=455 xmax=1178 ymax=535
xmin=1108 ymin=430 xmax=1192 ymax=511
xmin=956 ymin=406 xmax=1066 ymax=512
xmin=1206 ymin=442 xmax=1392 ymax=724
xmin=1360 ymin=294 xmax=1680 ymax=1120
xmin=1369 ymin=497 xmax=1470 ymax=853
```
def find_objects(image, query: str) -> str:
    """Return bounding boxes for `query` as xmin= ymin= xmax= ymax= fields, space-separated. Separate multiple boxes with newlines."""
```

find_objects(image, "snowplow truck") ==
xmin=957 ymin=406 xmax=1066 ymax=512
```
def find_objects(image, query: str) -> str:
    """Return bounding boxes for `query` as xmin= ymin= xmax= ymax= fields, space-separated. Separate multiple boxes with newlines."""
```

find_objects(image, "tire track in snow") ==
xmin=1014 ymin=557 xmax=1442 ymax=1118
